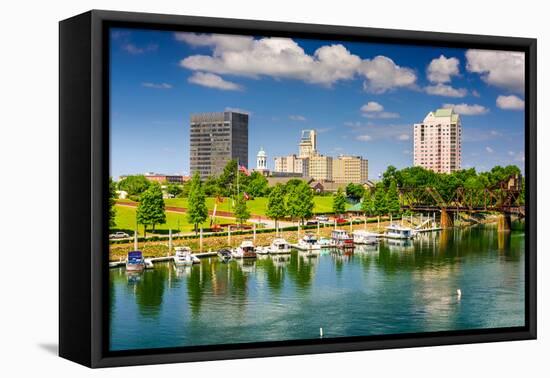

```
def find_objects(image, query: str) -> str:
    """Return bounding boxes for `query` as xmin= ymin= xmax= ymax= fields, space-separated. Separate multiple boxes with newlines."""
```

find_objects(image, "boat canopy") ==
xmin=128 ymin=250 xmax=143 ymax=262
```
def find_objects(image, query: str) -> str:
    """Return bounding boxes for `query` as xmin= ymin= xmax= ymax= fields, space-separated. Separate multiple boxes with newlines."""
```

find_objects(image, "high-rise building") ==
xmin=299 ymin=129 xmax=317 ymax=158
xmin=189 ymin=111 xmax=248 ymax=180
xmin=309 ymin=155 xmax=333 ymax=181
xmin=413 ymin=108 xmax=462 ymax=174
xmin=332 ymin=155 xmax=368 ymax=184
xmin=273 ymin=154 xmax=309 ymax=176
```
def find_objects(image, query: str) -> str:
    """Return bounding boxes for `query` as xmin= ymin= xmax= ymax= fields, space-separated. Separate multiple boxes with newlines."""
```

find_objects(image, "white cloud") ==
xmin=485 ymin=146 xmax=494 ymax=153
xmin=496 ymin=95 xmax=525 ymax=110
xmin=356 ymin=134 xmax=372 ymax=142
xmin=427 ymin=55 xmax=460 ymax=83
xmin=443 ymin=103 xmax=489 ymax=115
xmin=188 ymin=72 xmax=242 ymax=91
xmin=425 ymin=83 xmax=467 ymax=97
xmin=397 ymin=134 xmax=410 ymax=141
xmin=359 ymin=56 xmax=417 ymax=93
xmin=289 ymin=115 xmax=307 ymax=121
xmin=466 ymin=49 xmax=525 ymax=93
xmin=177 ymin=33 xmax=416 ymax=91
xmin=472 ymin=89 xmax=481 ymax=97
xmin=360 ymin=101 xmax=399 ymax=119
xmin=141 ymin=82 xmax=172 ymax=89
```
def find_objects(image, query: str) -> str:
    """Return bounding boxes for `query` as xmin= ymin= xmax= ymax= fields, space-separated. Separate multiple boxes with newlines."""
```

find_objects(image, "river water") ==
xmin=109 ymin=225 xmax=525 ymax=351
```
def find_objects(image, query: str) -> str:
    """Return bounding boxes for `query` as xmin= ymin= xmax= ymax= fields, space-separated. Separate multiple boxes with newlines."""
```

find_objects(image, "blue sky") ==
xmin=110 ymin=28 xmax=525 ymax=180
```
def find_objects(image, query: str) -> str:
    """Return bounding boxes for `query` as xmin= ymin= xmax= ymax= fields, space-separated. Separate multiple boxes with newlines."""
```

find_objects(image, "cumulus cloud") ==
xmin=486 ymin=146 xmax=494 ymax=153
xmin=347 ymin=122 xmax=411 ymax=142
xmin=141 ymin=82 xmax=172 ymax=89
xmin=425 ymin=83 xmax=467 ymax=97
xmin=359 ymin=56 xmax=417 ymax=93
xmin=466 ymin=49 xmax=525 ymax=93
xmin=397 ymin=134 xmax=410 ymax=141
xmin=176 ymin=32 xmax=417 ymax=91
xmin=188 ymin=72 xmax=242 ymax=91
xmin=496 ymin=95 xmax=525 ymax=110
xmin=122 ymin=43 xmax=158 ymax=54
xmin=289 ymin=115 xmax=307 ymax=121
xmin=443 ymin=103 xmax=489 ymax=115
xmin=427 ymin=55 xmax=460 ymax=83
xmin=360 ymin=101 xmax=399 ymax=119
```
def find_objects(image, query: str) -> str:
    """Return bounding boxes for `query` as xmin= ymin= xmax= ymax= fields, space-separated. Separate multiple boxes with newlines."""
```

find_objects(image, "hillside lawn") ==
xmin=163 ymin=195 xmax=349 ymax=216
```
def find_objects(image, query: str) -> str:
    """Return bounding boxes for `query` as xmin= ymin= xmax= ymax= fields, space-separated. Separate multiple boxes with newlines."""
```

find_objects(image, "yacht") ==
xmin=232 ymin=239 xmax=257 ymax=259
xmin=126 ymin=250 xmax=145 ymax=272
xmin=257 ymin=238 xmax=291 ymax=255
xmin=295 ymin=233 xmax=322 ymax=251
xmin=352 ymin=230 xmax=379 ymax=245
xmin=173 ymin=246 xmax=199 ymax=266
xmin=217 ymin=248 xmax=233 ymax=263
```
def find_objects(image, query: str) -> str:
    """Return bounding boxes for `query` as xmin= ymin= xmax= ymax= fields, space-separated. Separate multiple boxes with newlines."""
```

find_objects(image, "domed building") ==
xmin=254 ymin=147 xmax=270 ymax=176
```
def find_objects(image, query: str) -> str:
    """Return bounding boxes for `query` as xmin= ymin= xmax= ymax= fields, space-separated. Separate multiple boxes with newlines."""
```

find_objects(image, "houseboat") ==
xmin=173 ymin=246 xmax=199 ymax=266
xmin=126 ymin=250 xmax=145 ymax=272
xmin=352 ymin=230 xmax=379 ymax=245
xmin=385 ymin=224 xmax=416 ymax=240
xmin=257 ymin=238 xmax=291 ymax=255
xmin=331 ymin=229 xmax=354 ymax=249
xmin=232 ymin=239 xmax=258 ymax=259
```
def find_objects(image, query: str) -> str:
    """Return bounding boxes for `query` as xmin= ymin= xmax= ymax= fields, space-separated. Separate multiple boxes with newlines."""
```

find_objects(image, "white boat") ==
xmin=173 ymin=246 xmax=199 ymax=266
xmin=318 ymin=237 xmax=334 ymax=248
xmin=331 ymin=229 xmax=354 ymax=249
xmin=295 ymin=233 xmax=322 ymax=251
xmin=352 ymin=230 xmax=379 ymax=245
xmin=257 ymin=238 xmax=291 ymax=255
xmin=126 ymin=250 xmax=145 ymax=272
xmin=231 ymin=239 xmax=257 ymax=259
xmin=385 ymin=224 xmax=416 ymax=239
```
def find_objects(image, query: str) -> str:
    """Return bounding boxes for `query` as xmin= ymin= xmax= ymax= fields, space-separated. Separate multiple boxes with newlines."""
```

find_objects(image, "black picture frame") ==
xmin=59 ymin=9 xmax=537 ymax=368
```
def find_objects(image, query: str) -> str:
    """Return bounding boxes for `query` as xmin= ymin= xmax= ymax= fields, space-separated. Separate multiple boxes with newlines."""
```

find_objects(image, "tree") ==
xmin=165 ymin=183 xmax=183 ymax=198
xmin=286 ymin=181 xmax=314 ymax=225
xmin=386 ymin=179 xmax=401 ymax=215
xmin=345 ymin=183 xmax=365 ymax=201
xmin=361 ymin=190 xmax=375 ymax=217
xmin=245 ymin=172 xmax=269 ymax=197
xmin=234 ymin=195 xmax=251 ymax=227
xmin=136 ymin=183 xmax=166 ymax=236
xmin=109 ymin=177 xmax=117 ymax=228
xmin=332 ymin=188 xmax=347 ymax=216
xmin=218 ymin=159 xmax=238 ymax=196
xmin=118 ymin=175 xmax=150 ymax=198
xmin=373 ymin=184 xmax=388 ymax=216
xmin=266 ymin=184 xmax=287 ymax=230
xmin=186 ymin=172 xmax=208 ymax=234
xmin=203 ymin=176 xmax=220 ymax=197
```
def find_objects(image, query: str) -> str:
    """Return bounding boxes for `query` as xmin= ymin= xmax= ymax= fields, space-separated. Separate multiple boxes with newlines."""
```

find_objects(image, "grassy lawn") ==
xmin=112 ymin=204 xmax=210 ymax=236
xmin=164 ymin=196 xmax=341 ymax=215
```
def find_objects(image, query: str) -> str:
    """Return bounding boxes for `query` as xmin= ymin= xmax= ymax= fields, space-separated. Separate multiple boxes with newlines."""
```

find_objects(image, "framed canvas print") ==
xmin=59 ymin=10 xmax=536 ymax=368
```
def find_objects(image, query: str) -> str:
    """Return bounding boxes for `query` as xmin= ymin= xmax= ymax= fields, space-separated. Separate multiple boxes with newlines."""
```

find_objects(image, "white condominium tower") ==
xmin=413 ymin=108 xmax=462 ymax=174
xmin=299 ymin=129 xmax=317 ymax=158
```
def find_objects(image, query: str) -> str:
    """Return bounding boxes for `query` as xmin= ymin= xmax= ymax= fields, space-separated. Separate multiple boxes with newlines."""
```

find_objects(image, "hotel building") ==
xmin=332 ymin=155 xmax=368 ymax=184
xmin=413 ymin=108 xmax=462 ymax=174
xmin=189 ymin=111 xmax=248 ymax=180
xmin=309 ymin=155 xmax=333 ymax=181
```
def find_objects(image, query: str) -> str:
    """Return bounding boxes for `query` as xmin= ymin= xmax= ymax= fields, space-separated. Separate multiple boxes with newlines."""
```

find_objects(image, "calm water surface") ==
xmin=110 ymin=225 xmax=525 ymax=351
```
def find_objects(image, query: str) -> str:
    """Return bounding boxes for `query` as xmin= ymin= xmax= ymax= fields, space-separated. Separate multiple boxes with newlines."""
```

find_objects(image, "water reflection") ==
xmin=110 ymin=225 xmax=525 ymax=351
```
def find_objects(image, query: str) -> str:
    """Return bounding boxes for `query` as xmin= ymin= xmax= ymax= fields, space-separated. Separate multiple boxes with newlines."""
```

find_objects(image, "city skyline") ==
xmin=110 ymin=28 xmax=525 ymax=179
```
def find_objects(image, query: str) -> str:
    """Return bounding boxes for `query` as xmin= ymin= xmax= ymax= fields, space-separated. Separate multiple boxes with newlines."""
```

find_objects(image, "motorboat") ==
xmin=385 ymin=224 xmax=416 ymax=239
xmin=232 ymin=239 xmax=257 ymax=259
xmin=257 ymin=238 xmax=291 ymax=255
xmin=173 ymin=246 xmax=199 ymax=266
xmin=318 ymin=237 xmax=334 ymax=248
xmin=217 ymin=248 xmax=233 ymax=263
xmin=331 ymin=229 xmax=354 ymax=249
xmin=126 ymin=250 xmax=145 ymax=272
xmin=352 ymin=230 xmax=379 ymax=245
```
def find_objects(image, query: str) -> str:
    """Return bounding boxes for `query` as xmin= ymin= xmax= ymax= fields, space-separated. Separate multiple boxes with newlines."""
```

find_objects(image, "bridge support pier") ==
xmin=498 ymin=213 xmax=512 ymax=232
xmin=440 ymin=209 xmax=454 ymax=229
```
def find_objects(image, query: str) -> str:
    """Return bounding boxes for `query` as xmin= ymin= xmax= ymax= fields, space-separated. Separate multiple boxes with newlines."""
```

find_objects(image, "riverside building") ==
xmin=413 ymin=108 xmax=462 ymax=174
